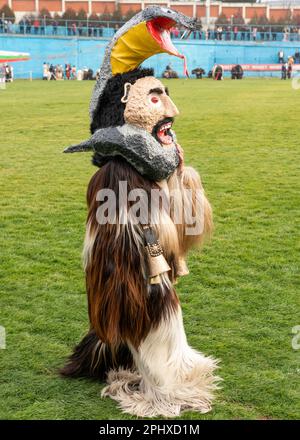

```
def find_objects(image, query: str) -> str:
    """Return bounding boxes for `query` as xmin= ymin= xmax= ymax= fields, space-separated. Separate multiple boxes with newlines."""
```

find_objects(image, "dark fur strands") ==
xmin=60 ymin=329 xmax=133 ymax=380
xmin=86 ymin=158 xmax=179 ymax=349
xmin=90 ymin=67 xmax=154 ymax=134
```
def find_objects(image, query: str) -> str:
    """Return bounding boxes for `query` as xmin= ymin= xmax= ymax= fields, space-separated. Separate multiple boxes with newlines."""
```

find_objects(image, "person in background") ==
xmin=287 ymin=57 xmax=294 ymax=79
xmin=19 ymin=18 xmax=25 ymax=34
xmin=7 ymin=20 xmax=13 ymax=34
xmin=42 ymin=62 xmax=49 ymax=80
xmin=294 ymin=49 xmax=300 ymax=64
xmin=25 ymin=17 xmax=32 ymax=34
xmin=283 ymin=27 xmax=289 ymax=42
xmin=65 ymin=64 xmax=71 ymax=80
xmin=71 ymin=22 xmax=76 ymax=36
xmin=252 ymin=27 xmax=257 ymax=41
xmin=278 ymin=50 xmax=284 ymax=63
xmin=233 ymin=26 xmax=238 ymax=41
xmin=52 ymin=19 xmax=58 ymax=35
xmin=4 ymin=64 xmax=12 ymax=82
xmin=40 ymin=19 xmax=45 ymax=35
xmin=281 ymin=63 xmax=287 ymax=80
xmin=49 ymin=64 xmax=56 ymax=80
xmin=241 ymin=26 xmax=245 ymax=40
xmin=71 ymin=65 xmax=77 ymax=79
xmin=217 ymin=25 xmax=223 ymax=40
xmin=93 ymin=22 xmax=98 ymax=37
xmin=33 ymin=18 xmax=40 ymax=35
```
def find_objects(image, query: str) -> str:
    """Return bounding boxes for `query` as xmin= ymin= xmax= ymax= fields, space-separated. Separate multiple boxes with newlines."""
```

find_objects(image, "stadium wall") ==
xmin=1 ymin=34 xmax=299 ymax=78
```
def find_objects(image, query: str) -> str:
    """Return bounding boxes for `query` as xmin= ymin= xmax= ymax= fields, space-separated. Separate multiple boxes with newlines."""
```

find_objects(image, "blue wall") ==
xmin=1 ymin=34 xmax=299 ymax=79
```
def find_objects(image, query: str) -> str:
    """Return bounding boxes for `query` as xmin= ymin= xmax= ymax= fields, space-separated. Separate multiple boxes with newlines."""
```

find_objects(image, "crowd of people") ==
xmin=278 ymin=49 xmax=300 ymax=64
xmin=2 ymin=15 xmax=300 ymax=43
xmin=0 ymin=16 xmax=118 ymax=38
xmin=42 ymin=62 xmax=98 ymax=80
xmin=195 ymin=25 xmax=300 ymax=42
xmin=43 ymin=63 xmax=76 ymax=80
xmin=278 ymin=53 xmax=296 ymax=79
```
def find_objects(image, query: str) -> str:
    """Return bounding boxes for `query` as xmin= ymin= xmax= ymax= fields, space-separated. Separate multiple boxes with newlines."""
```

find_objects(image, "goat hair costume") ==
xmin=61 ymin=6 xmax=219 ymax=417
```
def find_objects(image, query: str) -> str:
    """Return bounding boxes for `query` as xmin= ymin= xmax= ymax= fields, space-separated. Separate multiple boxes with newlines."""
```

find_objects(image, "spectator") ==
xmin=42 ymin=62 xmax=49 ymax=80
xmin=278 ymin=50 xmax=284 ymax=64
xmin=40 ymin=19 xmax=45 ymax=35
xmin=93 ymin=23 xmax=98 ymax=37
xmin=252 ymin=27 xmax=257 ymax=41
xmin=65 ymin=63 xmax=71 ymax=80
xmin=71 ymin=65 xmax=77 ymax=79
xmin=281 ymin=63 xmax=287 ymax=80
xmin=71 ymin=22 xmax=76 ymax=36
xmin=7 ymin=20 xmax=13 ymax=34
xmin=217 ymin=26 xmax=223 ymax=41
xmin=241 ymin=27 xmax=245 ymax=41
xmin=19 ymin=18 xmax=25 ymax=34
xmin=55 ymin=65 xmax=63 ymax=80
xmin=49 ymin=64 xmax=56 ymax=80
xmin=294 ymin=50 xmax=300 ymax=64
xmin=286 ymin=56 xmax=294 ymax=79
xmin=233 ymin=26 xmax=238 ymax=41
xmin=287 ymin=62 xmax=293 ymax=79
xmin=52 ymin=19 xmax=58 ymax=35
xmin=25 ymin=18 xmax=32 ymax=34
xmin=33 ymin=18 xmax=40 ymax=35
xmin=4 ymin=64 xmax=12 ymax=82
xmin=245 ymin=26 xmax=250 ymax=41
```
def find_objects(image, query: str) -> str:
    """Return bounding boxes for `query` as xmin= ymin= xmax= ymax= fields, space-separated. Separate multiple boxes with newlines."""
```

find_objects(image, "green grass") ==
xmin=0 ymin=78 xmax=299 ymax=420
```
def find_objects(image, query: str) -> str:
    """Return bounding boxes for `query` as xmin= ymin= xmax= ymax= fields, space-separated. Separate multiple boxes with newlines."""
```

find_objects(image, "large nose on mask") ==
xmin=161 ymin=95 xmax=179 ymax=118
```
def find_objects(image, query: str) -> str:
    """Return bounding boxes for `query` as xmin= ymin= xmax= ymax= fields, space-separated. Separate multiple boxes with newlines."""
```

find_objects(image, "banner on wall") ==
xmin=218 ymin=63 xmax=300 ymax=71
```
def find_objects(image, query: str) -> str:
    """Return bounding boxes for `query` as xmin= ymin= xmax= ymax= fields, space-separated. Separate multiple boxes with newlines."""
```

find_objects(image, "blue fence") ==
xmin=1 ymin=34 xmax=300 ymax=79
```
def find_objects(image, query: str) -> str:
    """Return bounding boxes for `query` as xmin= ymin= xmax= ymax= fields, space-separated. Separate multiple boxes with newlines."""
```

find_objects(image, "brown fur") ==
xmin=85 ymin=158 xmax=179 ymax=350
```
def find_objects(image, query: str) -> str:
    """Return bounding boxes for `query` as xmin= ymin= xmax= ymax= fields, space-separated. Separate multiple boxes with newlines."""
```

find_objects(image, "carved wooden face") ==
xmin=122 ymin=77 xmax=179 ymax=147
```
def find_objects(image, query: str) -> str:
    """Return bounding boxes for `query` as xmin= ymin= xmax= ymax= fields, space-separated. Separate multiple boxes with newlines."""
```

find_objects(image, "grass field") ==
xmin=0 ymin=78 xmax=299 ymax=420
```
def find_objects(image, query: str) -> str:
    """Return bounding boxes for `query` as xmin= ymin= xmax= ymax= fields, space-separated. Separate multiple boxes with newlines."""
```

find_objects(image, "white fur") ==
xmin=82 ymin=221 xmax=97 ymax=271
xmin=102 ymin=305 xmax=220 ymax=417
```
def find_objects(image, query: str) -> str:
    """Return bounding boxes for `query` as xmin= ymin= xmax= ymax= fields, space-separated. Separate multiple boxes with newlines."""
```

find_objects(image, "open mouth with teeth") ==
xmin=152 ymin=118 xmax=174 ymax=146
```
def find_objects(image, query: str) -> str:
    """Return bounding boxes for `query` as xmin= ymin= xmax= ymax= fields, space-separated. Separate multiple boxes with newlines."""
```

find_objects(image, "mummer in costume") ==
xmin=61 ymin=6 xmax=220 ymax=417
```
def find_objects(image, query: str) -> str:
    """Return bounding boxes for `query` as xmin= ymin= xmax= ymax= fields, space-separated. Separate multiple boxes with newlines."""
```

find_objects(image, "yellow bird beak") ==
xmin=111 ymin=17 xmax=187 ymax=76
